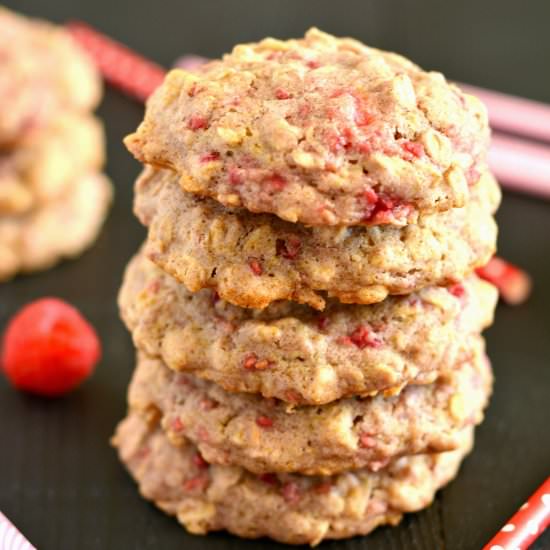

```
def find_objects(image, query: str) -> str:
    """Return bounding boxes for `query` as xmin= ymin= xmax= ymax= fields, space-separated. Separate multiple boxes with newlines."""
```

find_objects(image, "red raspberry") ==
xmin=192 ymin=452 xmax=209 ymax=469
xmin=349 ymin=325 xmax=382 ymax=349
xmin=275 ymin=88 xmax=291 ymax=100
xmin=242 ymin=353 xmax=258 ymax=369
xmin=188 ymin=115 xmax=208 ymax=130
xmin=264 ymin=173 xmax=287 ymax=191
xmin=276 ymin=237 xmax=301 ymax=260
xmin=200 ymin=151 xmax=220 ymax=163
xmin=401 ymin=141 xmax=425 ymax=159
xmin=182 ymin=474 xmax=209 ymax=493
xmin=256 ymin=415 xmax=273 ymax=428
xmin=249 ymin=259 xmax=263 ymax=276
xmin=281 ymin=481 xmax=302 ymax=504
xmin=228 ymin=167 xmax=242 ymax=185
xmin=448 ymin=283 xmax=466 ymax=298
xmin=359 ymin=432 xmax=377 ymax=448
xmin=1 ymin=298 xmax=101 ymax=397
xmin=171 ymin=417 xmax=185 ymax=432
xmin=317 ymin=316 xmax=329 ymax=331
xmin=306 ymin=59 xmax=321 ymax=69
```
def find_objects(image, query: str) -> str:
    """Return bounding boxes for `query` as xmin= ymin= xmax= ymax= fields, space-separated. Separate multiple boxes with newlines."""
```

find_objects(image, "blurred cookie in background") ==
xmin=0 ymin=7 xmax=111 ymax=282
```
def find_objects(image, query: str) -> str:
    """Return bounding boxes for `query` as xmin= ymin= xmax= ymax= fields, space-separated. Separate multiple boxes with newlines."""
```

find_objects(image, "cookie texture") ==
xmin=120 ymin=251 xmax=498 ymax=405
xmin=0 ymin=7 xmax=101 ymax=146
xmin=127 ymin=348 xmax=490 ymax=475
xmin=135 ymin=167 xmax=500 ymax=309
xmin=0 ymin=172 xmax=112 ymax=281
xmin=125 ymin=28 xmax=489 ymax=226
xmin=114 ymin=411 xmax=473 ymax=545
xmin=0 ymin=113 xmax=104 ymax=215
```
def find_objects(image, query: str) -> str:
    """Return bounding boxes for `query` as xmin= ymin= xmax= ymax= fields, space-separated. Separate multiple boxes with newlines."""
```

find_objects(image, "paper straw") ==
xmin=459 ymin=83 xmax=550 ymax=143
xmin=66 ymin=21 xmax=165 ymax=102
xmin=0 ymin=512 xmax=36 ymax=550
xmin=489 ymin=134 xmax=550 ymax=199
xmin=483 ymin=477 xmax=550 ymax=550
xmin=476 ymin=257 xmax=532 ymax=305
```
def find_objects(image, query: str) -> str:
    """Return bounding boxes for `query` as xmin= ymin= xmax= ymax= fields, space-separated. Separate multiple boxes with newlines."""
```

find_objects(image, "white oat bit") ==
xmin=126 ymin=28 xmax=490 ymax=226
xmin=113 ymin=411 xmax=474 ymax=545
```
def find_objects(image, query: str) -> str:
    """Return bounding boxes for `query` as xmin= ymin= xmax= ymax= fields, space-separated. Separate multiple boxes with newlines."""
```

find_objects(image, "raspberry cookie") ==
xmin=135 ymin=167 xmax=499 ymax=309
xmin=120 ymin=251 xmax=497 ymax=405
xmin=127 ymin=347 xmax=490 ymax=475
xmin=0 ymin=7 xmax=101 ymax=146
xmin=0 ymin=113 xmax=104 ymax=215
xmin=0 ymin=172 xmax=112 ymax=281
xmin=114 ymin=411 xmax=473 ymax=545
xmin=125 ymin=28 xmax=489 ymax=226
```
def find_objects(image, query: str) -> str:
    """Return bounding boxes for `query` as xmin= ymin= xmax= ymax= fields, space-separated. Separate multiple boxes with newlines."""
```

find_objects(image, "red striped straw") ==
xmin=483 ymin=477 xmax=550 ymax=550
xmin=0 ymin=512 xmax=36 ymax=550
xmin=67 ymin=21 xmax=165 ymax=102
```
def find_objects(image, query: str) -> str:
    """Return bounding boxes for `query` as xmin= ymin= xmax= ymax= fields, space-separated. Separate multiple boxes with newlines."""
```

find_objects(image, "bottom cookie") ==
xmin=0 ymin=172 xmax=112 ymax=281
xmin=113 ymin=411 xmax=473 ymax=546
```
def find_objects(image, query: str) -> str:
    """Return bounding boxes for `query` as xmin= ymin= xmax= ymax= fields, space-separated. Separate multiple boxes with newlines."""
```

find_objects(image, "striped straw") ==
xmin=0 ymin=512 xmax=36 ymax=550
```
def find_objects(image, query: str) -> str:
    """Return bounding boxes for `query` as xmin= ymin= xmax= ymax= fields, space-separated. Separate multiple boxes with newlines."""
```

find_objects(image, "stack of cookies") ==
xmin=0 ymin=8 xmax=112 ymax=281
xmin=114 ymin=29 xmax=500 ymax=545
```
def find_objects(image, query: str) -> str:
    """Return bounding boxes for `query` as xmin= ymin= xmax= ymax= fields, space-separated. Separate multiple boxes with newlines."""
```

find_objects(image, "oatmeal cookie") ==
xmin=0 ymin=113 xmax=104 ymax=215
xmin=125 ymin=28 xmax=489 ymax=226
xmin=0 ymin=172 xmax=112 ymax=281
xmin=0 ymin=7 xmax=101 ymax=146
xmin=136 ymin=167 xmax=500 ymax=309
xmin=113 ymin=411 xmax=473 ymax=545
xmin=120 ymin=251 xmax=497 ymax=405
xmin=127 ymin=347 xmax=490 ymax=475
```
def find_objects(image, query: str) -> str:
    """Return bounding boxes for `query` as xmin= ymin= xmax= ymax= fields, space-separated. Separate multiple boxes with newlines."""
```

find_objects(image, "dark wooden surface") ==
xmin=1 ymin=1 xmax=549 ymax=549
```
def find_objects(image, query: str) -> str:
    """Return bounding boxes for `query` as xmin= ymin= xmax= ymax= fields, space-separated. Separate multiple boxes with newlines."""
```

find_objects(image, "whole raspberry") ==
xmin=1 ymin=298 xmax=101 ymax=397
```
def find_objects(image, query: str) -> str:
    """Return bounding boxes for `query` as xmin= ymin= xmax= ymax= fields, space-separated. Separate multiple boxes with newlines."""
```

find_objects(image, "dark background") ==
xmin=1 ymin=1 xmax=549 ymax=549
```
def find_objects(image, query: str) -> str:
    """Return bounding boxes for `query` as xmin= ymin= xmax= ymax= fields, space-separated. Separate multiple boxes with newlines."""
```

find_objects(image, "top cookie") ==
xmin=0 ymin=7 xmax=101 ymax=147
xmin=125 ymin=28 xmax=489 ymax=226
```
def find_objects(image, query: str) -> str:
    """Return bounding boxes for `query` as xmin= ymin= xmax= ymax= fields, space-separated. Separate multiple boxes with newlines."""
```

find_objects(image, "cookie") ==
xmin=0 ymin=113 xmax=104 ymax=215
xmin=135 ymin=167 xmax=500 ymax=309
xmin=120 ymin=250 xmax=497 ymax=405
xmin=125 ymin=28 xmax=489 ymax=226
xmin=127 ymin=346 xmax=490 ymax=475
xmin=0 ymin=7 xmax=101 ymax=146
xmin=113 ymin=411 xmax=473 ymax=545
xmin=0 ymin=172 xmax=112 ymax=281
